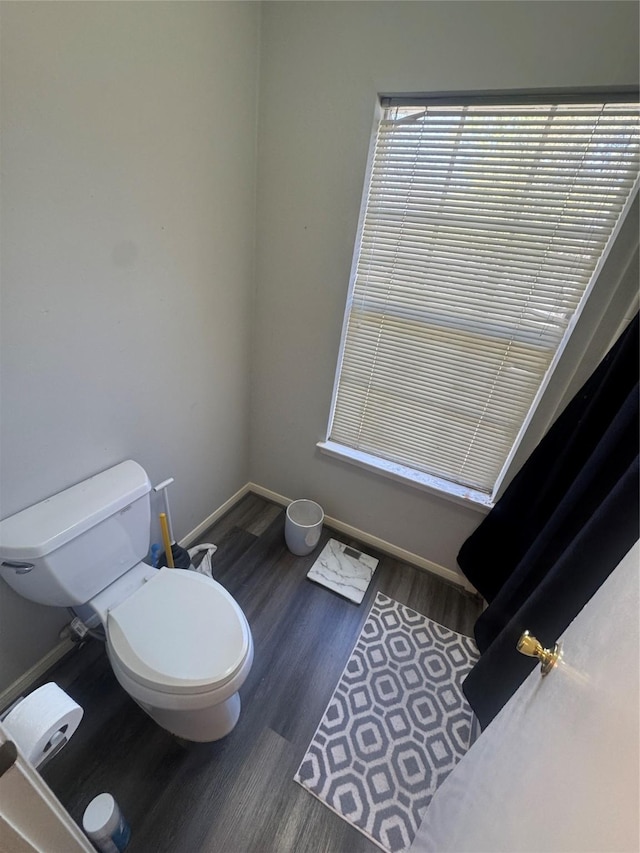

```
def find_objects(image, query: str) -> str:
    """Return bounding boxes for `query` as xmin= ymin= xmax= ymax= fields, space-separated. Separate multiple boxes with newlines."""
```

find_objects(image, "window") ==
xmin=321 ymin=93 xmax=640 ymax=506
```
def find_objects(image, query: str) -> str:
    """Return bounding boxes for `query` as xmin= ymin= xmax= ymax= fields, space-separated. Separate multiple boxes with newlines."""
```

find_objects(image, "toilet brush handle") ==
xmin=154 ymin=478 xmax=176 ymax=543
xmin=154 ymin=478 xmax=174 ymax=493
xmin=159 ymin=513 xmax=175 ymax=568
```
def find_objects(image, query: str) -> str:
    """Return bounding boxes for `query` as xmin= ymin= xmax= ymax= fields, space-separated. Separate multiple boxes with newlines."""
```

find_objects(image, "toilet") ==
xmin=0 ymin=461 xmax=253 ymax=742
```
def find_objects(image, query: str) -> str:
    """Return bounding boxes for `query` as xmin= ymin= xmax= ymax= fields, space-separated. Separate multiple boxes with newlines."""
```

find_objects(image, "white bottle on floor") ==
xmin=82 ymin=793 xmax=130 ymax=853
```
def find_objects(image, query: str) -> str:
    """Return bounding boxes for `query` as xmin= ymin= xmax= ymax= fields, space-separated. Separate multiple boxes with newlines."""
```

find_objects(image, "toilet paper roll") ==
xmin=2 ymin=682 xmax=83 ymax=767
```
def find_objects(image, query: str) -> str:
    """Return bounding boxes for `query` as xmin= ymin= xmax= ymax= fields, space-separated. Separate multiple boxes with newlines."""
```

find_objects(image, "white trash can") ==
xmin=285 ymin=500 xmax=324 ymax=556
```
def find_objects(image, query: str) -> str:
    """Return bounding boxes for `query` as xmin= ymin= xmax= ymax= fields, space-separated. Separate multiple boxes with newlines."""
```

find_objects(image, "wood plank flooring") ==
xmin=38 ymin=494 xmax=482 ymax=853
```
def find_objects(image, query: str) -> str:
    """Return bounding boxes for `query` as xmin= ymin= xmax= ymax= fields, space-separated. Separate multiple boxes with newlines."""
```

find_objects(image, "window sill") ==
xmin=317 ymin=440 xmax=493 ymax=513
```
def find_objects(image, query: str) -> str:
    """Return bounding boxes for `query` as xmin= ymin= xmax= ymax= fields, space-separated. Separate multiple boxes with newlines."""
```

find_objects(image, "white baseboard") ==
xmin=0 ymin=639 xmax=76 ymax=713
xmin=178 ymin=483 xmax=252 ymax=548
xmin=248 ymin=482 xmax=477 ymax=594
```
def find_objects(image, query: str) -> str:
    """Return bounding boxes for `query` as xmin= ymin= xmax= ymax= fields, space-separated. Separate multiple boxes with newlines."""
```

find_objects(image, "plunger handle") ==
xmin=159 ymin=513 xmax=174 ymax=568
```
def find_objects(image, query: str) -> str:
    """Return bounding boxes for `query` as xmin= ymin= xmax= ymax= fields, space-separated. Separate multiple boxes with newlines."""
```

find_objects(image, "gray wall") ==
xmin=251 ymin=1 xmax=639 ymax=575
xmin=0 ymin=2 xmax=260 ymax=688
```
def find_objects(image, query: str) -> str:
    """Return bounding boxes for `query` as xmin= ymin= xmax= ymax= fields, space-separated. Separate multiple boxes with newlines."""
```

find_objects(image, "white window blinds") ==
xmin=328 ymin=97 xmax=640 ymax=497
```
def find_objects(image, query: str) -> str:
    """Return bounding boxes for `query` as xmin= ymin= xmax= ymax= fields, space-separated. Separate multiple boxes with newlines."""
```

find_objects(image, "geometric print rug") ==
xmin=294 ymin=593 xmax=479 ymax=852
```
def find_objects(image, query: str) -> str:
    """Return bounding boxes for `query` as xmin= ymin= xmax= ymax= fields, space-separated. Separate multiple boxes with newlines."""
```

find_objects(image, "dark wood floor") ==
xmin=39 ymin=494 xmax=482 ymax=853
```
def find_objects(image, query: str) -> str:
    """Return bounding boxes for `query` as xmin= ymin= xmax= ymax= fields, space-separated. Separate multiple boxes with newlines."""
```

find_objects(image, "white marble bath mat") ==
xmin=307 ymin=538 xmax=378 ymax=603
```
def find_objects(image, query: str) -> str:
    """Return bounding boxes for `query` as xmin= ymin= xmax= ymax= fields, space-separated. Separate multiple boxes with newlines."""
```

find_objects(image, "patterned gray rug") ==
xmin=294 ymin=592 xmax=479 ymax=853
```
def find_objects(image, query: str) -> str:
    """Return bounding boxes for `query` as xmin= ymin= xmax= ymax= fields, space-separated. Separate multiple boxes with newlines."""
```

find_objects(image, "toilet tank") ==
xmin=0 ymin=461 xmax=152 ymax=607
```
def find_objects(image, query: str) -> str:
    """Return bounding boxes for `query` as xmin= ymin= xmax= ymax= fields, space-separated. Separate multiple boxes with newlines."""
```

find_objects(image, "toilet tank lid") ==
xmin=0 ymin=461 xmax=151 ymax=560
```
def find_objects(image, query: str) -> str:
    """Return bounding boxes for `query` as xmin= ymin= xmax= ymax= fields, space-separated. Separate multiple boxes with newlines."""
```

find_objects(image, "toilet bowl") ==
xmin=102 ymin=568 xmax=253 ymax=741
xmin=0 ymin=460 xmax=254 ymax=742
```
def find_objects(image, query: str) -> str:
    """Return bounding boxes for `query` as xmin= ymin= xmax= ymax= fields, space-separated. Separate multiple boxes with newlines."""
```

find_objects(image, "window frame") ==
xmin=319 ymin=88 xmax=640 ymax=510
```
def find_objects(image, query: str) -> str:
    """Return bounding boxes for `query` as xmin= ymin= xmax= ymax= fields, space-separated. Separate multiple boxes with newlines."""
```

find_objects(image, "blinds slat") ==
xmin=356 ymin=252 xmax=592 ymax=284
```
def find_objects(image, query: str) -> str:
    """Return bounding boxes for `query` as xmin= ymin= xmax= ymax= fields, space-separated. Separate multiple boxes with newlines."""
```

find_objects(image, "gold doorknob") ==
xmin=517 ymin=631 xmax=561 ymax=675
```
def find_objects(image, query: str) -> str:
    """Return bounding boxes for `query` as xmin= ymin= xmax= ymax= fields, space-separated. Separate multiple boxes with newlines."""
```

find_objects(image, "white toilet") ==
xmin=0 ymin=461 xmax=254 ymax=742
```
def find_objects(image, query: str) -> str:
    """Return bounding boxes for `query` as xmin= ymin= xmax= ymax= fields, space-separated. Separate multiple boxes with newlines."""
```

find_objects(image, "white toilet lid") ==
xmin=106 ymin=568 xmax=250 ymax=695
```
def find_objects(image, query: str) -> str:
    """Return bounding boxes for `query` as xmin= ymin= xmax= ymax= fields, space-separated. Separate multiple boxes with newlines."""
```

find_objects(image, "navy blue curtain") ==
xmin=458 ymin=314 xmax=639 ymax=728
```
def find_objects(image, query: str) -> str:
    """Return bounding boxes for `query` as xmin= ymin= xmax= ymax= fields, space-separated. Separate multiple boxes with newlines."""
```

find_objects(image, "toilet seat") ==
xmin=106 ymin=568 xmax=250 ymax=696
